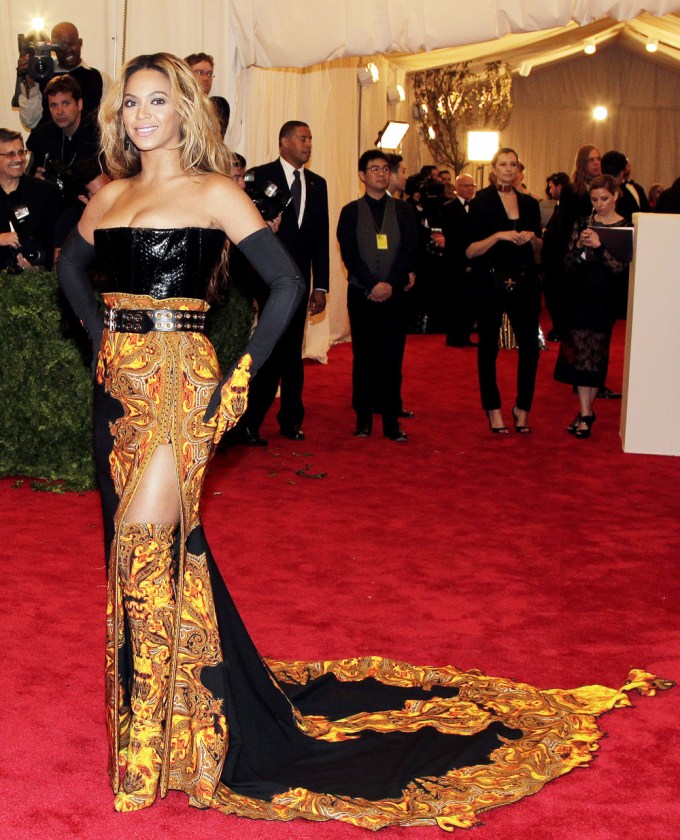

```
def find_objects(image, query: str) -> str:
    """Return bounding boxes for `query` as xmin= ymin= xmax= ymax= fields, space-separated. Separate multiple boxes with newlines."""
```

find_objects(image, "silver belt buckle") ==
xmin=106 ymin=307 xmax=118 ymax=332
xmin=154 ymin=309 xmax=174 ymax=331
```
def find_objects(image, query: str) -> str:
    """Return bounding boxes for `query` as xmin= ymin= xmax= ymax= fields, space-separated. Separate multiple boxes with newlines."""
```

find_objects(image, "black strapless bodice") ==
xmin=94 ymin=227 xmax=226 ymax=300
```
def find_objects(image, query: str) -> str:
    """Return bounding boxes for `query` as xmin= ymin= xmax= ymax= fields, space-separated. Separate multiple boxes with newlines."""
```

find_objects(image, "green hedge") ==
xmin=0 ymin=269 xmax=253 ymax=491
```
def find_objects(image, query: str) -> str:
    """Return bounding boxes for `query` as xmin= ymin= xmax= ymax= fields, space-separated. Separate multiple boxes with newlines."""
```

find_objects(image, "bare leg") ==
xmin=123 ymin=443 xmax=181 ymax=526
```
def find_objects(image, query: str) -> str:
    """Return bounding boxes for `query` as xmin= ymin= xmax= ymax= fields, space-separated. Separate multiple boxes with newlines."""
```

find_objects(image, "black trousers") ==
xmin=348 ymin=285 xmax=405 ymax=428
xmin=241 ymin=291 xmax=308 ymax=432
xmin=476 ymin=276 xmax=541 ymax=412
xmin=445 ymin=266 xmax=478 ymax=345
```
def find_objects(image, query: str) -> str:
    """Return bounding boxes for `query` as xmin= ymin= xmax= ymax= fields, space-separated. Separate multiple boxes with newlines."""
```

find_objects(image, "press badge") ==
xmin=13 ymin=205 xmax=30 ymax=221
xmin=376 ymin=234 xmax=388 ymax=250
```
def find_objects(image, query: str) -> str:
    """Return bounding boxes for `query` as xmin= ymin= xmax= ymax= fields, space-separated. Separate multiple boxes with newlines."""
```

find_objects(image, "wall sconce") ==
xmin=376 ymin=121 xmax=409 ymax=149
xmin=386 ymin=84 xmax=405 ymax=104
xmin=646 ymin=38 xmax=659 ymax=53
xmin=412 ymin=102 xmax=428 ymax=119
xmin=584 ymin=39 xmax=597 ymax=55
xmin=357 ymin=62 xmax=379 ymax=86
xmin=467 ymin=131 xmax=499 ymax=162
xmin=593 ymin=105 xmax=608 ymax=121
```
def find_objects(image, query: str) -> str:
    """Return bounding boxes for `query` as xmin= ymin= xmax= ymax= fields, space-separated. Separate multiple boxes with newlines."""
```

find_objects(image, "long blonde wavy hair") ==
xmin=98 ymin=52 xmax=231 ymax=180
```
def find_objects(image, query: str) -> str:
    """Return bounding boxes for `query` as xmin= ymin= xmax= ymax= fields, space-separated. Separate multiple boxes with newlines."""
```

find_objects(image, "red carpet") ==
xmin=1 ymin=324 xmax=678 ymax=839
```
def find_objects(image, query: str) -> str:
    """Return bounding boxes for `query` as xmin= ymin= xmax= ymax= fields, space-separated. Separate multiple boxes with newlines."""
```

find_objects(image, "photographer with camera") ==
xmin=26 ymin=76 xmax=100 ymax=199
xmin=14 ymin=21 xmax=109 ymax=131
xmin=0 ymin=128 xmax=62 ymax=272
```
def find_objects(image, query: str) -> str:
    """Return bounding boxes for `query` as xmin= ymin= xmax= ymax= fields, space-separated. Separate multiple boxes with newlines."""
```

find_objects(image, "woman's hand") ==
xmin=497 ymin=230 xmax=533 ymax=246
xmin=579 ymin=228 xmax=601 ymax=249
xmin=205 ymin=354 xmax=252 ymax=444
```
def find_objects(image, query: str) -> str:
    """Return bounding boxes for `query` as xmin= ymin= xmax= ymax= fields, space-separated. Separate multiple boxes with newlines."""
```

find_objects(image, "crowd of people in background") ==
xmin=2 ymin=21 xmax=679 ymax=445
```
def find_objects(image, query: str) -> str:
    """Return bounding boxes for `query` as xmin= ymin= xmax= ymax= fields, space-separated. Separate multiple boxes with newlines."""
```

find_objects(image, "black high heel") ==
xmin=567 ymin=412 xmax=582 ymax=434
xmin=512 ymin=406 xmax=531 ymax=434
xmin=486 ymin=411 xmax=509 ymax=435
xmin=574 ymin=414 xmax=596 ymax=439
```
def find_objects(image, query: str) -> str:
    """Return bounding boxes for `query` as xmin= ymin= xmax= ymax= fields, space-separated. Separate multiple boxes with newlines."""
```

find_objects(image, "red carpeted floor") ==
xmin=1 ymin=324 xmax=678 ymax=840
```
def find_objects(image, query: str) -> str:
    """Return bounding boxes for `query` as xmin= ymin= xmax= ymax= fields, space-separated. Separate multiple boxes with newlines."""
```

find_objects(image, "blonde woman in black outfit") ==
xmin=466 ymin=148 xmax=542 ymax=434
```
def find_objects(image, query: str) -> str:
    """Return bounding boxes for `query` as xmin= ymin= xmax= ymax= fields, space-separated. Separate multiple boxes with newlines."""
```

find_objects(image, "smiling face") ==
xmin=590 ymin=186 xmax=617 ymax=217
xmin=51 ymin=23 xmax=82 ymax=70
xmin=0 ymin=138 xmax=27 ymax=186
xmin=122 ymin=69 xmax=181 ymax=153
xmin=492 ymin=151 xmax=518 ymax=186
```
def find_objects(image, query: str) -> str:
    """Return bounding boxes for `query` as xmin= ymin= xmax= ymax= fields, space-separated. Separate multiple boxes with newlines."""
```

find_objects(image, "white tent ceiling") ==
xmin=387 ymin=11 xmax=680 ymax=74
xmin=230 ymin=1 xmax=680 ymax=71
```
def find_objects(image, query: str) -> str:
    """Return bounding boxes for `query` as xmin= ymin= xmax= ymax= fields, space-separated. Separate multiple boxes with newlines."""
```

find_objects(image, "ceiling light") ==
xmin=387 ymin=84 xmax=406 ymax=104
xmin=593 ymin=105 xmax=608 ymax=121
xmin=376 ymin=121 xmax=409 ymax=149
xmin=646 ymin=38 xmax=659 ymax=53
xmin=584 ymin=39 xmax=597 ymax=55
xmin=357 ymin=62 xmax=379 ymax=86
xmin=467 ymin=131 xmax=500 ymax=162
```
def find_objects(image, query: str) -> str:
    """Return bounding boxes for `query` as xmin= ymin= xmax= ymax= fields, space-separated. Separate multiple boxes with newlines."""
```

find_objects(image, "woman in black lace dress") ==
xmin=554 ymin=174 xmax=631 ymax=438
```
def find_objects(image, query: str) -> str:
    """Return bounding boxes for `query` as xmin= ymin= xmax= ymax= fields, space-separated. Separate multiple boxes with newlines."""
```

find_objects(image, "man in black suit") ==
xmin=440 ymin=172 xmax=477 ymax=347
xmin=337 ymin=150 xmax=417 ymax=442
xmin=237 ymin=121 xmax=329 ymax=444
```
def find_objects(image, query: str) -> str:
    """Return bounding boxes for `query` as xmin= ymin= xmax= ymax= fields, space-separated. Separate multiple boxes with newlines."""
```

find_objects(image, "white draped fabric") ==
xmin=1 ymin=0 xmax=679 ymax=357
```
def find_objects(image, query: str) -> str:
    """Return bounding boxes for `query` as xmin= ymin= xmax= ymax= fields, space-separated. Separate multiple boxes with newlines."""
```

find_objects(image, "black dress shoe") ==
xmin=280 ymin=425 xmax=305 ymax=441
xmin=598 ymin=386 xmax=622 ymax=399
xmin=233 ymin=426 xmax=268 ymax=446
xmin=399 ymin=409 xmax=415 ymax=419
xmin=353 ymin=422 xmax=372 ymax=438
xmin=383 ymin=423 xmax=408 ymax=442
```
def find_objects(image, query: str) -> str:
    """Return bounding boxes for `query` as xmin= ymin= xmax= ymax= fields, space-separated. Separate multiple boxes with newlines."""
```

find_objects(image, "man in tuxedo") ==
xmin=440 ymin=173 xmax=477 ymax=347
xmin=237 ymin=121 xmax=329 ymax=443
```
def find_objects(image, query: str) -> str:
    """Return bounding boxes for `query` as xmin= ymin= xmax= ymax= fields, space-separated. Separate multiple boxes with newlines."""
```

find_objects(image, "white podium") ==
xmin=621 ymin=213 xmax=680 ymax=456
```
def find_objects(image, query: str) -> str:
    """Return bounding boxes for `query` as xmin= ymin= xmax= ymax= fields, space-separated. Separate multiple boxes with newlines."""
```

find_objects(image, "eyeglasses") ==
xmin=193 ymin=69 xmax=215 ymax=78
xmin=366 ymin=165 xmax=390 ymax=174
xmin=0 ymin=149 xmax=28 ymax=159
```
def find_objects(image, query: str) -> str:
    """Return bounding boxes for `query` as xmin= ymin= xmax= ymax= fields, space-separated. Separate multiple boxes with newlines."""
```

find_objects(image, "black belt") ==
xmin=104 ymin=307 xmax=207 ymax=333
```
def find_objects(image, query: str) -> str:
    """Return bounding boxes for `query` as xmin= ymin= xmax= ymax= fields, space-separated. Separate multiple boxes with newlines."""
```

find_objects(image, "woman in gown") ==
xmin=554 ymin=175 xmax=631 ymax=438
xmin=57 ymin=53 xmax=666 ymax=830
xmin=465 ymin=148 xmax=542 ymax=435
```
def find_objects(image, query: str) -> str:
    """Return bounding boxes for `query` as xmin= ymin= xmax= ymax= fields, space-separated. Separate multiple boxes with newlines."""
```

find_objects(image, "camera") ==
xmin=5 ymin=205 xmax=46 ymax=272
xmin=42 ymin=154 xmax=82 ymax=203
xmin=17 ymin=31 xmax=64 ymax=83
xmin=244 ymin=174 xmax=291 ymax=222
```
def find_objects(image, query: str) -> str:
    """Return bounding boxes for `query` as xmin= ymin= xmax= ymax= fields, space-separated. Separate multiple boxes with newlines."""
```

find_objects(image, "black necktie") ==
xmin=291 ymin=169 xmax=302 ymax=219
xmin=464 ymin=200 xmax=470 ymax=211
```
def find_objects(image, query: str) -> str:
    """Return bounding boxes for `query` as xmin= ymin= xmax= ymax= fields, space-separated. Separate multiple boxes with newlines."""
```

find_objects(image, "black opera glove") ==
xmin=57 ymin=228 xmax=104 ymax=366
xmin=203 ymin=227 xmax=304 ymax=422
